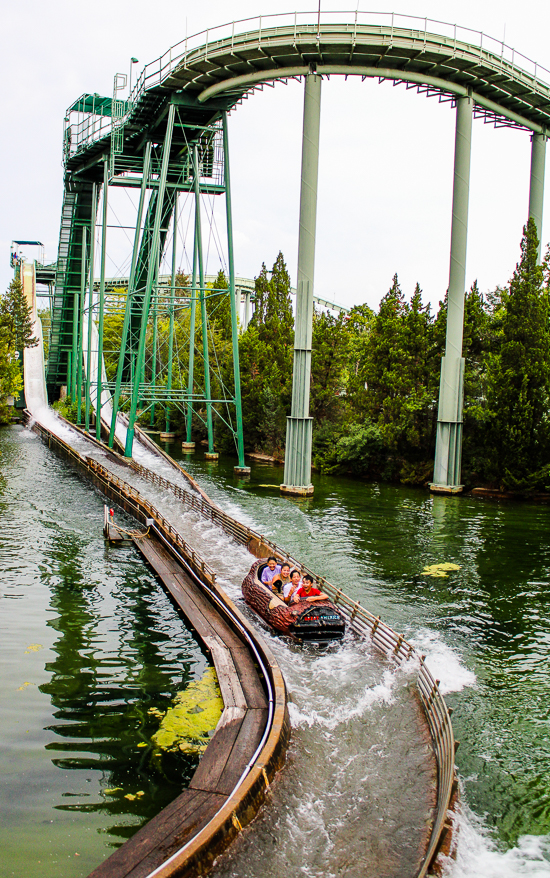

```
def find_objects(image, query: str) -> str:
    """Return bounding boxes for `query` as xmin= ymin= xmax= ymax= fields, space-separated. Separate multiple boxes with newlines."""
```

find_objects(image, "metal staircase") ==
xmin=46 ymin=182 xmax=94 ymax=398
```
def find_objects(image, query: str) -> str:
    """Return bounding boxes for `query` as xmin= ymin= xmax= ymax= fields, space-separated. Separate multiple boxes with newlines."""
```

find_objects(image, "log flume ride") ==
xmin=23 ymin=411 xmax=457 ymax=878
xmin=242 ymin=560 xmax=346 ymax=644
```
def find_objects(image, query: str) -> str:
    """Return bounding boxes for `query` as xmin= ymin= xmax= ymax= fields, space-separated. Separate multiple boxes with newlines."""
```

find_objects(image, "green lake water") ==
xmin=3 ymin=417 xmax=550 ymax=878
xmin=0 ymin=426 xmax=208 ymax=878
xmin=163 ymin=442 xmax=550 ymax=878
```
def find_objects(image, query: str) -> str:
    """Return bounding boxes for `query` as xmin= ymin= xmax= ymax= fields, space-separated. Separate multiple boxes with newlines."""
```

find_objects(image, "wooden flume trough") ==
xmin=24 ymin=414 xmax=290 ymax=878
xmin=25 ymin=411 xmax=457 ymax=877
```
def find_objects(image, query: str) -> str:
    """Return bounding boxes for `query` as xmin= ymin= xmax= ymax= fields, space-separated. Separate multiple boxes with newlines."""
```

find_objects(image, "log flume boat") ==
xmin=242 ymin=559 xmax=346 ymax=644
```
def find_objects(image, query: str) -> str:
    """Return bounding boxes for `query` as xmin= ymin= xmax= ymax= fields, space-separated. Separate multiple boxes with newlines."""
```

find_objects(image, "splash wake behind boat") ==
xmin=242 ymin=559 xmax=346 ymax=644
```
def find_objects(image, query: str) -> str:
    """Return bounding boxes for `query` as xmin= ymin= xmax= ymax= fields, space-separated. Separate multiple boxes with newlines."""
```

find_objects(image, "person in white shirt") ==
xmin=283 ymin=569 xmax=302 ymax=604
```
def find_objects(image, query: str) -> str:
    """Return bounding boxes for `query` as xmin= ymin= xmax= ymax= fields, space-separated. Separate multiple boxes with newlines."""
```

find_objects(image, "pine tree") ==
xmin=310 ymin=310 xmax=349 ymax=425
xmin=237 ymin=253 xmax=294 ymax=453
xmin=0 ymin=278 xmax=38 ymax=350
xmin=363 ymin=273 xmax=409 ymax=454
xmin=486 ymin=218 xmax=550 ymax=488
xmin=459 ymin=281 xmax=491 ymax=481
xmin=250 ymin=264 xmax=270 ymax=327
xmin=400 ymin=282 xmax=435 ymax=459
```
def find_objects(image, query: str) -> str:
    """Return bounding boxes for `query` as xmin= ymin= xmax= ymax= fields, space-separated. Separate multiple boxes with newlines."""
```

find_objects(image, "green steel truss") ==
xmin=46 ymin=181 xmax=94 ymax=398
xmin=50 ymin=89 xmax=246 ymax=467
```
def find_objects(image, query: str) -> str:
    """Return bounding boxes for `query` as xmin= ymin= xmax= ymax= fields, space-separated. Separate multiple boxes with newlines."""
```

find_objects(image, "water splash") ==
xmin=409 ymin=629 xmax=477 ymax=695
xmin=444 ymin=802 xmax=550 ymax=878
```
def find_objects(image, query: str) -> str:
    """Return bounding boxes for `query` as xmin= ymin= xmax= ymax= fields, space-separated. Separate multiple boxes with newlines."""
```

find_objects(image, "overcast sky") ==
xmin=3 ymin=0 xmax=550 ymax=313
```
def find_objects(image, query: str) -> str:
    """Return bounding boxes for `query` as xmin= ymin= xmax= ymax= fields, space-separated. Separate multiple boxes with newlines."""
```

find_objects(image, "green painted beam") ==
xmin=282 ymin=73 xmax=322 ymax=496
xmin=433 ymin=95 xmax=473 ymax=491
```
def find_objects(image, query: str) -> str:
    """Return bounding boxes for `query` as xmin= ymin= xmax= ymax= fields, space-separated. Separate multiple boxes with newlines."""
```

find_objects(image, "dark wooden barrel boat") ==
xmin=242 ymin=559 xmax=346 ymax=644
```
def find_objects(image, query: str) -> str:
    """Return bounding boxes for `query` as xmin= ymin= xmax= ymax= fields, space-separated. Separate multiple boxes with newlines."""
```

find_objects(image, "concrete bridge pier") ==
xmin=529 ymin=132 xmax=546 ymax=261
xmin=432 ymin=94 xmax=473 ymax=494
xmin=281 ymin=72 xmax=322 ymax=497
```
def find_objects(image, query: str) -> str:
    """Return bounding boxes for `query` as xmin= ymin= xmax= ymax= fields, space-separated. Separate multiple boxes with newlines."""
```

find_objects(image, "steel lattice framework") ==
xmin=47 ymin=10 xmax=549 ymax=481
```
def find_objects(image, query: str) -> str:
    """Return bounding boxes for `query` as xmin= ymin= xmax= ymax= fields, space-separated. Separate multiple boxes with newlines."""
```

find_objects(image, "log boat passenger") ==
xmin=271 ymin=562 xmax=291 ymax=595
xmin=242 ymin=559 xmax=346 ymax=644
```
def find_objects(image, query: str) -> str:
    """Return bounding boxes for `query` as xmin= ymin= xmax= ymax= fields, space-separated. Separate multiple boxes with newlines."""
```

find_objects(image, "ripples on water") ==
xmin=0 ymin=427 xmax=208 ymax=878
xmin=165 ymin=444 xmax=550 ymax=878
xmin=6 ymin=415 xmax=550 ymax=878
xmin=212 ymin=637 xmax=434 ymax=878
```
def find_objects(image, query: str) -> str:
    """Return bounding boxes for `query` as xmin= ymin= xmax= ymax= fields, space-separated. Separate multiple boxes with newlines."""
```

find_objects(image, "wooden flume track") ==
xmin=24 ymin=411 xmax=457 ymax=877
xmin=24 ymin=413 xmax=290 ymax=878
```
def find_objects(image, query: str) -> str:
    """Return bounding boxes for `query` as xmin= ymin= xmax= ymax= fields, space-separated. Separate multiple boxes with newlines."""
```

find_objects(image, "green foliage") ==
xmin=0 ymin=278 xmax=38 ymax=350
xmin=52 ymin=396 xmax=79 ymax=424
xmin=236 ymin=252 xmax=294 ymax=454
xmin=0 ymin=335 xmax=22 ymax=424
xmin=38 ymin=309 xmax=51 ymax=360
xmin=0 ymin=278 xmax=37 ymax=423
xmin=347 ymin=275 xmax=438 ymax=478
xmin=310 ymin=311 xmax=349 ymax=424
xmin=320 ymin=422 xmax=385 ymax=477
xmin=484 ymin=218 xmax=550 ymax=490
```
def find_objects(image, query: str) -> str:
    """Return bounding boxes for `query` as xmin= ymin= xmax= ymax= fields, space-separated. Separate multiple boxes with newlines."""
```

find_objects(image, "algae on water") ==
xmin=422 ymin=562 xmax=461 ymax=578
xmin=151 ymin=667 xmax=223 ymax=756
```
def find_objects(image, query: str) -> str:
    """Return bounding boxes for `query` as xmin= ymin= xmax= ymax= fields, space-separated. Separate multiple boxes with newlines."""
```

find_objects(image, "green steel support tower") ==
xmin=194 ymin=144 xmax=217 ymax=460
xmin=84 ymin=184 xmax=98 ymax=433
xmin=223 ymin=112 xmax=249 ymax=474
xmin=96 ymin=160 xmax=109 ymax=442
xmin=529 ymin=134 xmax=547 ymax=261
xmin=183 ymin=203 xmax=199 ymax=452
xmin=165 ymin=197 xmax=178 ymax=436
xmin=432 ymin=95 xmax=473 ymax=492
xmin=76 ymin=225 xmax=86 ymax=424
xmin=108 ymin=141 xmax=152 ymax=449
xmin=281 ymin=72 xmax=322 ymax=496
xmin=124 ymin=103 xmax=176 ymax=456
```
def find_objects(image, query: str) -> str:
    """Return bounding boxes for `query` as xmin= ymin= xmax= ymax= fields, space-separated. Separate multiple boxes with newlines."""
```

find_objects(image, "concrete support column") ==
xmin=529 ymin=133 xmax=546 ymax=262
xmin=281 ymin=72 xmax=322 ymax=497
xmin=432 ymin=94 xmax=473 ymax=493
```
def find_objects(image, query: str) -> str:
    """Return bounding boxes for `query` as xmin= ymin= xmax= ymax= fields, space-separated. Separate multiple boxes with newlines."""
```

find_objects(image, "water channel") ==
xmin=2 ymin=422 xmax=550 ymax=877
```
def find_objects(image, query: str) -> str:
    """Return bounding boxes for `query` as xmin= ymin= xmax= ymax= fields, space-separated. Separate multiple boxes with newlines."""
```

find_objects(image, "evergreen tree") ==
xmin=250 ymin=264 xmax=270 ymax=327
xmin=0 ymin=278 xmax=38 ymax=350
xmin=310 ymin=310 xmax=349 ymax=425
xmin=486 ymin=218 xmax=550 ymax=488
xmin=363 ymin=273 xmax=409 ymax=456
xmin=0 ymin=332 xmax=22 ymax=424
xmin=345 ymin=303 xmax=375 ymax=415
xmin=0 ymin=279 xmax=32 ymax=423
xmin=206 ymin=269 xmax=232 ymax=342
xmin=237 ymin=253 xmax=294 ymax=454
xmin=400 ymin=283 xmax=436 ymax=465
xmin=460 ymin=281 xmax=491 ymax=481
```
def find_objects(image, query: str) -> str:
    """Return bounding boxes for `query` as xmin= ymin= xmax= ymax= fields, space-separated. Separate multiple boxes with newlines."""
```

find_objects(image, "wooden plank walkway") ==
xmin=88 ymin=534 xmax=271 ymax=878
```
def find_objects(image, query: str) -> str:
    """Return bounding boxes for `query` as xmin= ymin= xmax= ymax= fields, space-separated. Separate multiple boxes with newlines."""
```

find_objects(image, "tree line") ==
xmin=5 ymin=217 xmax=550 ymax=492
xmin=235 ymin=217 xmax=550 ymax=492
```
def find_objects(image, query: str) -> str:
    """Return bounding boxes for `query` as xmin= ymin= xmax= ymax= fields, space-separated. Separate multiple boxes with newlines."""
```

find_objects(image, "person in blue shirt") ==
xmin=261 ymin=556 xmax=281 ymax=587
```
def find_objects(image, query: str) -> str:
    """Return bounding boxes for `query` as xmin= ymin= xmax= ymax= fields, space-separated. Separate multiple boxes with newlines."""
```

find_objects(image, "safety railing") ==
xmin=126 ymin=455 xmax=457 ymax=876
xmin=87 ymin=458 xmax=218 ymax=590
xmin=24 ymin=414 xmax=296 ymax=878
xmin=135 ymin=10 xmax=550 ymax=97
xmin=27 ymin=418 xmax=455 ymax=874
xmin=65 ymin=10 xmax=550 ymax=160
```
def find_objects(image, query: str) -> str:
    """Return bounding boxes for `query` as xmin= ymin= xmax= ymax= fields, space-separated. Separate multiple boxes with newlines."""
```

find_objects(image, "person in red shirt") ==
xmin=294 ymin=574 xmax=328 ymax=603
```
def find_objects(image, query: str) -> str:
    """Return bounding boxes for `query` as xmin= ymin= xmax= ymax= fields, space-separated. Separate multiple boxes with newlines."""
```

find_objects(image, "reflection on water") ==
xmin=5 ymin=417 xmax=550 ymax=878
xmin=0 ymin=426 xmax=207 ymax=878
xmin=164 ymin=443 xmax=550 ymax=874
